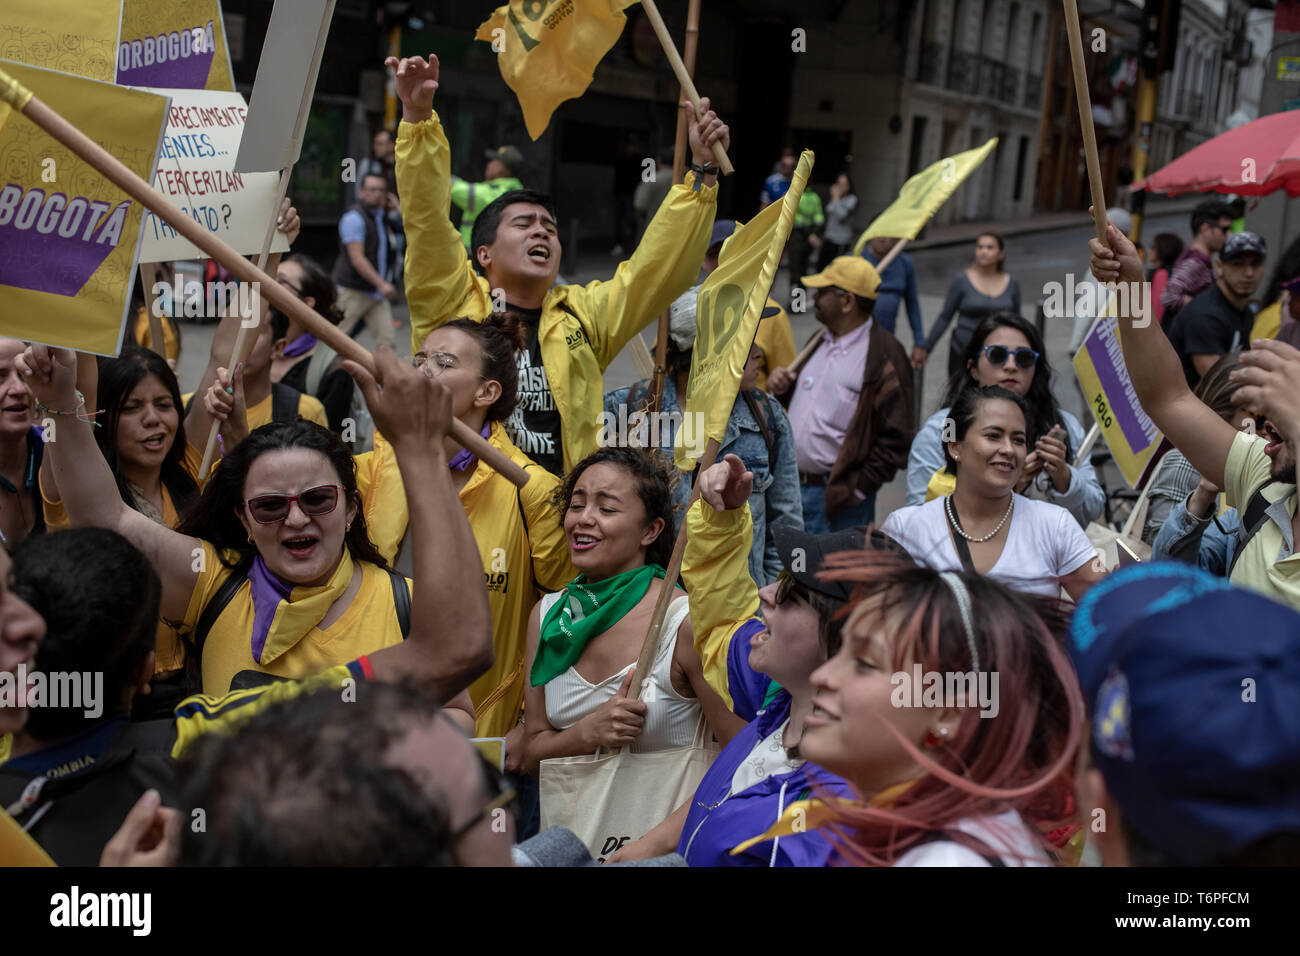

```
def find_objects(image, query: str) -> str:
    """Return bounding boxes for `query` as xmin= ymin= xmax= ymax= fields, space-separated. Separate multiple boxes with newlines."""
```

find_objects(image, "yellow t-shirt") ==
xmin=1252 ymin=301 xmax=1281 ymax=342
xmin=1 ymin=808 xmax=54 ymax=866
xmin=182 ymin=541 xmax=410 ymax=696
xmin=132 ymin=307 xmax=180 ymax=364
xmin=355 ymin=425 xmax=574 ymax=737
xmin=754 ymin=298 xmax=797 ymax=393
xmin=40 ymin=442 xmax=207 ymax=674
xmin=180 ymin=389 xmax=328 ymax=433
xmin=1223 ymin=431 xmax=1300 ymax=608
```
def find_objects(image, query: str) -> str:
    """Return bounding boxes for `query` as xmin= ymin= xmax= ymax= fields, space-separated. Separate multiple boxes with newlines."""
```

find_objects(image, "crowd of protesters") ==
xmin=2 ymin=52 xmax=1299 ymax=871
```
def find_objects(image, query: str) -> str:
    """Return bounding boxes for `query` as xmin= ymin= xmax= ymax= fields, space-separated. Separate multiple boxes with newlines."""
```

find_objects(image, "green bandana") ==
xmin=530 ymin=564 xmax=666 ymax=687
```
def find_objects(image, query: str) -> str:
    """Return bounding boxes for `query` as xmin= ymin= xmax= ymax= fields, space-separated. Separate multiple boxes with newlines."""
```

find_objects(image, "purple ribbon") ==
xmin=248 ymin=555 xmax=294 ymax=663
xmin=449 ymin=421 xmax=493 ymax=471
xmin=282 ymin=332 xmax=318 ymax=358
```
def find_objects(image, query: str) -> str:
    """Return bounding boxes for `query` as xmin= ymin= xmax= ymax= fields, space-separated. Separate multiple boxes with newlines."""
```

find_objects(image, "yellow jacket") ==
xmin=355 ymin=424 xmax=576 ymax=737
xmin=681 ymin=498 xmax=761 ymax=714
xmin=396 ymin=113 xmax=718 ymax=472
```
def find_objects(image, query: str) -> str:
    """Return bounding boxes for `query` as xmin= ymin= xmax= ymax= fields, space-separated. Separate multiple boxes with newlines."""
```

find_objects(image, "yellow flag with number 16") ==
xmin=475 ymin=0 xmax=639 ymax=140
xmin=675 ymin=150 xmax=815 ymax=472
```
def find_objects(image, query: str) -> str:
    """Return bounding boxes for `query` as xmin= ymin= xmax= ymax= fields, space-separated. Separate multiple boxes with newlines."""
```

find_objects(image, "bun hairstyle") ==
xmin=942 ymin=385 xmax=1028 ymax=476
xmin=440 ymin=312 xmax=526 ymax=422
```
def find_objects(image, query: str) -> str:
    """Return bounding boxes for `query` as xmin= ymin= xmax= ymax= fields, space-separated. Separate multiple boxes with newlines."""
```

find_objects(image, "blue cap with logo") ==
xmin=1069 ymin=563 xmax=1300 ymax=864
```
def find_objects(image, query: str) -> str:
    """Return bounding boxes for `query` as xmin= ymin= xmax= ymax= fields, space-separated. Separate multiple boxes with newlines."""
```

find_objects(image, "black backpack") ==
xmin=1228 ymin=481 xmax=1284 ymax=579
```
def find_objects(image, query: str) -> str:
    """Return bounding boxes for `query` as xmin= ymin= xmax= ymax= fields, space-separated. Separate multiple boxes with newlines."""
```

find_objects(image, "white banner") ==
xmin=137 ymin=88 xmax=290 ymax=262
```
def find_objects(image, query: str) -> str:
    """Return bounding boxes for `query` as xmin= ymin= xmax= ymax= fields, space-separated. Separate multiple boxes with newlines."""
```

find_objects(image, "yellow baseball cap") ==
xmin=801 ymin=256 xmax=881 ymax=300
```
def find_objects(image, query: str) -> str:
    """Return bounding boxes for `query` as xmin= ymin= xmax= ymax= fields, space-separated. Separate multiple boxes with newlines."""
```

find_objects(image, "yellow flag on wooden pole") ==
xmin=475 ymin=0 xmax=639 ymax=141
xmin=674 ymin=150 xmax=814 ymax=471
xmin=851 ymin=137 xmax=998 ymax=253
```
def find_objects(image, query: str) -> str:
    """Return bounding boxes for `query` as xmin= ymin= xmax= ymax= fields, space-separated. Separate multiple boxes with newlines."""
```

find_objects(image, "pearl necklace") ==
xmin=945 ymin=494 xmax=1013 ymax=543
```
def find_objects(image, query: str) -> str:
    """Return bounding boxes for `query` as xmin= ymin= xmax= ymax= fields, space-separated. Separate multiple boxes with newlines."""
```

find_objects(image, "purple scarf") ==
xmin=247 ymin=555 xmax=294 ymax=663
xmin=283 ymin=332 xmax=317 ymax=358
xmin=449 ymin=421 xmax=492 ymax=471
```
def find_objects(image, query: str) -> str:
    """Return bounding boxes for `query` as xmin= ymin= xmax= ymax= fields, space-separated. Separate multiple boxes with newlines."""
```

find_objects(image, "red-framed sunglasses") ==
xmin=244 ymin=484 xmax=341 ymax=525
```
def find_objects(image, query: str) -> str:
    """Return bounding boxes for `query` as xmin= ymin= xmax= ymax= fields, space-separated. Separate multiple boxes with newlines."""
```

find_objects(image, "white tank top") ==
xmin=542 ymin=592 xmax=702 ymax=753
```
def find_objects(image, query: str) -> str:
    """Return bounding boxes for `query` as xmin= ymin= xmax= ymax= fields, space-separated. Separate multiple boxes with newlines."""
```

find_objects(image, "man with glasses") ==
xmin=767 ymin=257 xmax=914 ymax=533
xmin=1168 ymin=231 xmax=1267 ymax=387
xmin=332 ymin=172 xmax=402 ymax=352
xmin=1160 ymin=198 xmax=1236 ymax=322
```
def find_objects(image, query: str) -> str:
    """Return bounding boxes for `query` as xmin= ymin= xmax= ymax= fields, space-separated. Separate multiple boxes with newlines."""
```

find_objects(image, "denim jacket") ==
xmin=1151 ymin=495 xmax=1240 ymax=576
xmin=604 ymin=377 xmax=803 ymax=586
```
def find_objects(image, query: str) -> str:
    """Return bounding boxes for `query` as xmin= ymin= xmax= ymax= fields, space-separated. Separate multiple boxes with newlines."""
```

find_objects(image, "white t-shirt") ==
xmin=880 ymin=494 xmax=1096 ymax=597
xmin=893 ymin=809 xmax=1053 ymax=867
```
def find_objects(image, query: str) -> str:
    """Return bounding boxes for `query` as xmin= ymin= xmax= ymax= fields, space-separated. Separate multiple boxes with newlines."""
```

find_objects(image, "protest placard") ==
xmin=0 ymin=1 xmax=121 ymax=81
xmin=138 ymin=88 xmax=291 ymax=263
xmin=0 ymin=60 xmax=169 ymax=355
xmin=1072 ymin=313 xmax=1163 ymax=487
xmin=116 ymin=0 xmax=235 ymax=91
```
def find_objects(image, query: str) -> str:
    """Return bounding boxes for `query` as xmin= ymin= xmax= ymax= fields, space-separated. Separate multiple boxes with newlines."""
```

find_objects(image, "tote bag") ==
xmin=539 ymin=714 xmax=719 ymax=862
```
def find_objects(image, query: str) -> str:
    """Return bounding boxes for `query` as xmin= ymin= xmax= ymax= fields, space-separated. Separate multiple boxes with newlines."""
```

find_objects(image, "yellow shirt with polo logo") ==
xmin=1223 ymin=430 xmax=1300 ymax=610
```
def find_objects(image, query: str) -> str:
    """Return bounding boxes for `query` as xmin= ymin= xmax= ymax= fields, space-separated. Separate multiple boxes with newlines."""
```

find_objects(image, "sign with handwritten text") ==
xmin=138 ymin=88 xmax=290 ymax=262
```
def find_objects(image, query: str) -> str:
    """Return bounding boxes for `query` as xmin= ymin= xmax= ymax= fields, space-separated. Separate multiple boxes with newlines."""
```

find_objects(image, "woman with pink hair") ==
xmin=791 ymin=554 xmax=1085 ymax=866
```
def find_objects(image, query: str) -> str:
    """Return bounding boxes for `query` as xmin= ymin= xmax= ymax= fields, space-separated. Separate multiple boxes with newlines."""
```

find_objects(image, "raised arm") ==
xmin=1089 ymin=220 xmax=1236 ymax=488
xmin=346 ymin=350 xmax=493 ymax=702
xmin=19 ymin=345 xmax=200 ymax=623
xmin=387 ymin=55 xmax=491 ymax=349
xmin=568 ymin=99 xmax=725 ymax=368
xmin=684 ymin=456 xmax=771 ymax=716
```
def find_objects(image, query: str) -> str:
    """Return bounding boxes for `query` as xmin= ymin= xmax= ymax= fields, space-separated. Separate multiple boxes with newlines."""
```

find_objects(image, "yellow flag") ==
xmin=0 ymin=61 xmax=171 ymax=356
xmin=852 ymin=137 xmax=998 ymax=253
xmin=674 ymin=150 xmax=815 ymax=471
xmin=475 ymin=0 xmax=639 ymax=141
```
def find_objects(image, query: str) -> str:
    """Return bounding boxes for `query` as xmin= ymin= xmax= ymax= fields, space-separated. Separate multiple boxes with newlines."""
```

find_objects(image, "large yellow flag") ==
xmin=475 ymin=0 xmax=639 ymax=140
xmin=675 ymin=150 xmax=814 ymax=471
xmin=852 ymin=137 xmax=998 ymax=253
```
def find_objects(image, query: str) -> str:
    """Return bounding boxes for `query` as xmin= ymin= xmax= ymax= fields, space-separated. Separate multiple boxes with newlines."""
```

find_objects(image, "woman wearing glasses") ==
xmin=266 ymin=254 xmax=358 ymax=435
xmin=919 ymin=233 xmax=1021 ymax=378
xmin=15 ymin=343 xmax=481 ymax=725
xmin=884 ymin=385 xmax=1103 ymax=601
xmin=906 ymin=312 xmax=1103 ymax=527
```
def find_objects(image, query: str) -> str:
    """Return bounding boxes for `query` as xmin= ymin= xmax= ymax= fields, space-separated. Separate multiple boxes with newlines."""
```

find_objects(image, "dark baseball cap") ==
xmin=708 ymin=219 xmax=737 ymax=254
xmin=1220 ymin=230 xmax=1266 ymax=262
xmin=1069 ymin=564 xmax=1300 ymax=864
xmin=486 ymin=145 xmax=524 ymax=175
xmin=772 ymin=524 xmax=910 ymax=602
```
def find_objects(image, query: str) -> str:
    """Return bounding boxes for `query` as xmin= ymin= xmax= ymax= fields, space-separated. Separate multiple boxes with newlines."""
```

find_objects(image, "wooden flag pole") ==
xmin=1062 ymin=0 xmax=1109 ymax=242
xmin=197 ymin=166 xmax=292 ymax=477
xmin=0 ymin=66 xmax=529 ymax=488
xmin=627 ymin=437 xmax=720 ymax=700
xmin=138 ymin=262 xmax=168 ymax=361
xmin=650 ymin=0 xmax=704 ymax=414
xmin=788 ymin=238 xmax=911 ymax=376
xmin=640 ymin=0 xmax=734 ymax=175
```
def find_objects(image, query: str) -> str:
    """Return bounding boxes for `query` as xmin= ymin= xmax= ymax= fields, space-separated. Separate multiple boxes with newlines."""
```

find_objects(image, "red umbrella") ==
xmin=1133 ymin=111 xmax=1300 ymax=197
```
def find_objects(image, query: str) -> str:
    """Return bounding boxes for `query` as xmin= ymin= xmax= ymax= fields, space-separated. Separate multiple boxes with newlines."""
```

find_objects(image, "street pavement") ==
xmin=175 ymin=208 xmax=1191 ymax=522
